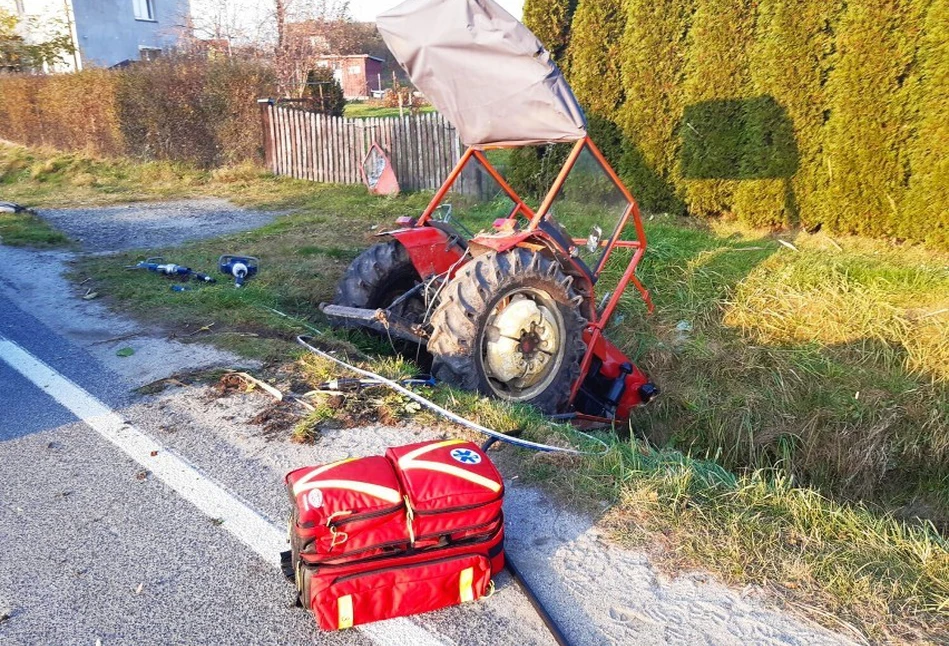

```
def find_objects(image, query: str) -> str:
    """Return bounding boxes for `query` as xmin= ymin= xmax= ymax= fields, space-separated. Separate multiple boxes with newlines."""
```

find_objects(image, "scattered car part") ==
xmin=126 ymin=257 xmax=216 ymax=283
xmin=360 ymin=142 xmax=400 ymax=195
xmin=0 ymin=201 xmax=27 ymax=213
xmin=219 ymin=254 xmax=259 ymax=287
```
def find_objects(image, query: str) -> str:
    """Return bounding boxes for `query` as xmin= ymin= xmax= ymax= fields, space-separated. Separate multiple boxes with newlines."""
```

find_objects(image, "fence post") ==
xmin=257 ymin=99 xmax=275 ymax=172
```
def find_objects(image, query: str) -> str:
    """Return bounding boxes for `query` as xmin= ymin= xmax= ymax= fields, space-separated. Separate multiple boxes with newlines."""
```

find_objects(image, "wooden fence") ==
xmin=259 ymin=100 xmax=463 ymax=191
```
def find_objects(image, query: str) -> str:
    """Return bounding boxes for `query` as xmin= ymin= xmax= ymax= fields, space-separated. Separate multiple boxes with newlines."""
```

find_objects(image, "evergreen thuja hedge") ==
xmin=512 ymin=0 xmax=946 ymax=249
xmin=677 ymin=0 xmax=756 ymax=218
xmin=822 ymin=0 xmax=924 ymax=240
xmin=736 ymin=0 xmax=844 ymax=230
xmin=565 ymin=0 xmax=626 ymax=118
xmin=904 ymin=0 xmax=948 ymax=249
xmin=617 ymin=0 xmax=693 ymax=215
xmin=522 ymin=0 xmax=578 ymax=63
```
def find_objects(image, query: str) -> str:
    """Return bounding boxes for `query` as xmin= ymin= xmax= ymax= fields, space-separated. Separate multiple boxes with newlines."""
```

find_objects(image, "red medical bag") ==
xmin=284 ymin=439 xmax=505 ymax=630
xmin=386 ymin=439 xmax=504 ymax=544
xmin=286 ymin=455 xmax=411 ymax=565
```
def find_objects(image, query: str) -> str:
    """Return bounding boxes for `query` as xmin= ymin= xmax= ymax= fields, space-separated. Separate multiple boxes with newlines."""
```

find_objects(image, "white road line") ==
xmin=0 ymin=336 xmax=450 ymax=646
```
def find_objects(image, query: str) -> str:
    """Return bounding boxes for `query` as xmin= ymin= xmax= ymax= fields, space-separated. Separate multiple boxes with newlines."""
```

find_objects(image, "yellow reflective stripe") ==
xmin=291 ymin=457 xmax=358 ymax=495
xmin=459 ymin=567 xmax=474 ymax=603
xmin=404 ymin=495 xmax=416 ymax=546
xmin=402 ymin=460 xmax=501 ymax=493
xmin=397 ymin=439 xmax=467 ymax=466
xmin=337 ymin=594 xmax=353 ymax=629
xmin=294 ymin=479 xmax=402 ymax=504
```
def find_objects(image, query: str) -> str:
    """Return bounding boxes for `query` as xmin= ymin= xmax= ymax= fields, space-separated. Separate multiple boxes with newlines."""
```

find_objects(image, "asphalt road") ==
xmin=0 ymin=294 xmax=370 ymax=646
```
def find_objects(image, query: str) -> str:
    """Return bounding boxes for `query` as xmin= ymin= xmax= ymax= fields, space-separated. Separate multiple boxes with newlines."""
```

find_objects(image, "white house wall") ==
xmin=2 ymin=0 xmax=80 ymax=71
xmin=8 ymin=0 xmax=190 ymax=70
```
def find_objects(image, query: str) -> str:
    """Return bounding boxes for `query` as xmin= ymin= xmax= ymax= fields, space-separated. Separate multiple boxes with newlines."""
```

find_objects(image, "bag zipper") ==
xmin=301 ymin=525 xmax=503 ymax=577
xmin=414 ymin=513 xmax=502 ymax=542
xmin=411 ymin=495 xmax=503 ymax=517
xmin=301 ymin=538 xmax=410 ymax=565
xmin=325 ymin=502 xmax=404 ymax=529
xmin=332 ymin=553 xmax=485 ymax=586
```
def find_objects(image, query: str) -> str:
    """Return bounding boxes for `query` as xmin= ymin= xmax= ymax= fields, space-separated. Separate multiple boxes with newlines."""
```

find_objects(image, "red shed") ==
xmin=316 ymin=55 xmax=385 ymax=100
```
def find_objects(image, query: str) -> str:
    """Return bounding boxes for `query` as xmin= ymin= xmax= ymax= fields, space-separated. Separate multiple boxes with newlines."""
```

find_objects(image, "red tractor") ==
xmin=323 ymin=0 xmax=658 ymax=424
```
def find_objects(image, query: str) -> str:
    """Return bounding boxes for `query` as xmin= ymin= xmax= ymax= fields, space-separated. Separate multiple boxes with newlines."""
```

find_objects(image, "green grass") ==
xmin=344 ymin=102 xmax=436 ymax=119
xmin=0 ymin=209 xmax=71 ymax=247
xmin=4 ymin=143 xmax=948 ymax=642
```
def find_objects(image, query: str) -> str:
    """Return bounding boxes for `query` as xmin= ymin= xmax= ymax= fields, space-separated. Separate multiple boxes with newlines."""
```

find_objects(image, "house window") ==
xmin=139 ymin=47 xmax=162 ymax=62
xmin=133 ymin=0 xmax=155 ymax=21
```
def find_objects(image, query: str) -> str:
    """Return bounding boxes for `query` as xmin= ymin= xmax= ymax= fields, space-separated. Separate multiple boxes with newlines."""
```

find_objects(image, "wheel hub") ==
xmin=484 ymin=295 xmax=562 ymax=390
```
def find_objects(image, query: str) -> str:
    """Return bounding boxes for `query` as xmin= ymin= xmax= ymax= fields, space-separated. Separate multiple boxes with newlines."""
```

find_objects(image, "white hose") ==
xmin=297 ymin=335 xmax=610 ymax=456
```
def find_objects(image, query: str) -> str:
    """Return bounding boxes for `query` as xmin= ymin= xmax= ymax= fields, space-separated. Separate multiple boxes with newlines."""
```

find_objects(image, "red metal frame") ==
xmin=385 ymin=135 xmax=654 ymax=421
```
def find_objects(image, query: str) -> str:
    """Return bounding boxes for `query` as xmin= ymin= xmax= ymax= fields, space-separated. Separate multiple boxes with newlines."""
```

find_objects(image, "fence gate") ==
xmin=259 ymin=100 xmax=463 ymax=192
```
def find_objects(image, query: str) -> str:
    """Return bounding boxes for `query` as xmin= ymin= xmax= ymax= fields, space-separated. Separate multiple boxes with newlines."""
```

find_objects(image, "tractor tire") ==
xmin=427 ymin=248 xmax=587 ymax=414
xmin=333 ymin=240 xmax=425 ymax=324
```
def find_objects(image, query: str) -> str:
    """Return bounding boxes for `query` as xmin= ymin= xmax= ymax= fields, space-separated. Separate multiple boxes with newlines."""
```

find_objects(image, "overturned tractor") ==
xmin=323 ymin=0 xmax=658 ymax=424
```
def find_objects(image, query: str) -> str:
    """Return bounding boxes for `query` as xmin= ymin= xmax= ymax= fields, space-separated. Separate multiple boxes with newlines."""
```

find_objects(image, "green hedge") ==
xmin=617 ymin=0 xmax=692 ymax=215
xmin=822 ymin=0 xmax=924 ymax=240
xmin=0 ymin=58 xmax=275 ymax=167
xmin=565 ymin=0 xmax=626 ymax=117
xmin=738 ymin=0 xmax=843 ymax=229
xmin=905 ymin=0 xmax=949 ymax=249
xmin=518 ymin=0 xmax=947 ymax=248
xmin=522 ymin=0 xmax=578 ymax=62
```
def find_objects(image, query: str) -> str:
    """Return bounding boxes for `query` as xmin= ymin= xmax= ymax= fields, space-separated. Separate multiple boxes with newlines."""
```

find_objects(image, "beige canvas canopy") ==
xmin=376 ymin=0 xmax=587 ymax=148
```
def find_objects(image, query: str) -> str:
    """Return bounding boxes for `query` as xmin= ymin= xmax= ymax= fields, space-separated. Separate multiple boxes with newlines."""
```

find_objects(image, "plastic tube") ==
xmin=297 ymin=335 xmax=609 ymax=456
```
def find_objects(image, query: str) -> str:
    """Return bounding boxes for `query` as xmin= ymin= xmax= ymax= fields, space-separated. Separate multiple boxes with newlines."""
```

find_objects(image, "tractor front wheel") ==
xmin=427 ymin=248 xmax=587 ymax=414
xmin=333 ymin=240 xmax=425 ymax=323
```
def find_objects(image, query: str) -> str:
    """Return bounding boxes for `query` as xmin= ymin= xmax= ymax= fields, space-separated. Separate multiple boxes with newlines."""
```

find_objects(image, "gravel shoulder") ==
xmin=38 ymin=198 xmax=278 ymax=252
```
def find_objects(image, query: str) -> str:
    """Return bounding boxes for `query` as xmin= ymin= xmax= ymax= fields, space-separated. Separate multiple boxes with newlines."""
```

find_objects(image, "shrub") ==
xmin=0 ymin=57 xmax=275 ymax=168
xmin=821 ymin=0 xmax=925 ymax=240
xmin=303 ymin=66 xmax=345 ymax=117
xmin=0 ymin=74 xmax=45 ymax=145
xmin=522 ymin=0 xmax=578 ymax=62
xmin=617 ymin=0 xmax=693 ymax=215
xmin=733 ymin=0 xmax=845 ymax=229
xmin=506 ymin=143 xmax=572 ymax=202
xmin=903 ymin=0 xmax=949 ymax=249
xmin=511 ymin=0 xmax=948 ymax=249
xmin=564 ymin=0 xmax=625 ymax=118
xmin=678 ymin=0 xmax=756 ymax=218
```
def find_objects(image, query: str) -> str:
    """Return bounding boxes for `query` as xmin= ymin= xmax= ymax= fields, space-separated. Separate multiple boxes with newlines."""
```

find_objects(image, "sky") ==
xmin=347 ymin=0 xmax=525 ymax=22
xmin=188 ymin=0 xmax=527 ymax=44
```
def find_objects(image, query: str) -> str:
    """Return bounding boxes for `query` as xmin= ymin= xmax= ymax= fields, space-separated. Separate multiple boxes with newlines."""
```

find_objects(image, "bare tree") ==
xmin=271 ymin=0 xmax=352 ymax=96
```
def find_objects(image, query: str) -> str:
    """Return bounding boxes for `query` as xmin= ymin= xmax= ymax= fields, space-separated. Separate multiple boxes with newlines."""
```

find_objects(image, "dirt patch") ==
xmin=249 ymin=402 xmax=300 ymax=435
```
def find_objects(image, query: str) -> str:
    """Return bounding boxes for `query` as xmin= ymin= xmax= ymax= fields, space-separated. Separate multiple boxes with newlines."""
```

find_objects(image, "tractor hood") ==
xmin=376 ymin=0 xmax=587 ymax=148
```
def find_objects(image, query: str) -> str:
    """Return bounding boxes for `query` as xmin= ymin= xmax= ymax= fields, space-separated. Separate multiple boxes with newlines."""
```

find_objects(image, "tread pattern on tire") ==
xmin=427 ymin=247 xmax=587 ymax=414
xmin=333 ymin=240 xmax=420 ymax=312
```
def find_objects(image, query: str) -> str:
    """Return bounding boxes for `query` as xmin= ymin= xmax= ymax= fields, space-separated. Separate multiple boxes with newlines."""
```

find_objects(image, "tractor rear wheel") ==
xmin=333 ymin=240 xmax=425 ymax=324
xmin=427 ymin=248 xmax=587 ymax=414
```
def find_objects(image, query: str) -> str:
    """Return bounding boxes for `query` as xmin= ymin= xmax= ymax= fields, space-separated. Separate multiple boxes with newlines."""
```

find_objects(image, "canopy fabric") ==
xmin=376 ymin=0 xmax=587 ymax=148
